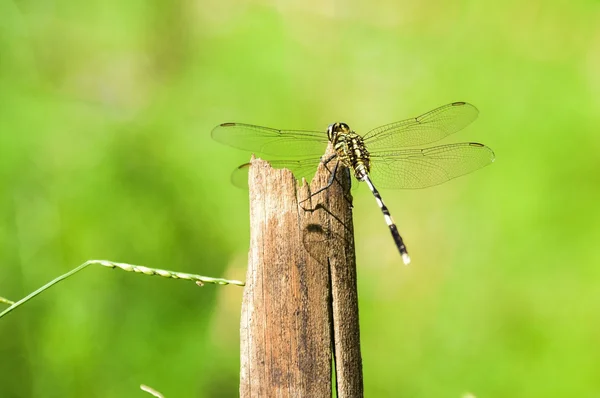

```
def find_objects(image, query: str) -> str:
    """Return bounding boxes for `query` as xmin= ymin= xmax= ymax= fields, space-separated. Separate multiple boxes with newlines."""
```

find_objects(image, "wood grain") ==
xmin=240 ymin=144 xmax=363 ymax=397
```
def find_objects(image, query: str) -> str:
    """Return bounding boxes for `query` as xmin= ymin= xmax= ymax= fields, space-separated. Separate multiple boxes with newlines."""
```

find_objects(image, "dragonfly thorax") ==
xmin=327 ymin=122 xmax=371 ymax=180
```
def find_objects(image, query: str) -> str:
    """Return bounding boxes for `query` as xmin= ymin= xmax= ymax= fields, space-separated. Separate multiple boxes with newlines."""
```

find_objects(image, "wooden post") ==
xmin=240 ymin=144 xmax=364 ymax=397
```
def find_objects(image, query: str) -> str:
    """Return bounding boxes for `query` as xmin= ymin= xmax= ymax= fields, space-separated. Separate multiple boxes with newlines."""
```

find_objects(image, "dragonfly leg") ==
xmin=321 ymin=153 xmax=337 ymax=166
xmin=299 ymin=159 xmax=353 ymax=210
xmin=299 ymin=160 xmax=340 ymax=207
xmin=322 ymin=159 xmax=354 ymax=208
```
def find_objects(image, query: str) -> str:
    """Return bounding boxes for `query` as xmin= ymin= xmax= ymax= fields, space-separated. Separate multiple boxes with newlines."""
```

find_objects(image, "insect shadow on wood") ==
xmin=301 ymin=223 xmax=350 ymax=265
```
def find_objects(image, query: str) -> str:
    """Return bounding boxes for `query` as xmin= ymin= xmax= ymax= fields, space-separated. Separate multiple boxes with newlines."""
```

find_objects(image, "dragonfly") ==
xmin=212 ymin=102 xmax=495 ymax=265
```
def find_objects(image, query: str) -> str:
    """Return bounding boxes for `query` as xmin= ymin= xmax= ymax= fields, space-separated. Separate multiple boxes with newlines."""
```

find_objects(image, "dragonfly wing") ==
xmin=230 ymin=158 xmax=324 ymax=188
xmin=364 ymin=102 xmax=479 ymax=151
xmin=369 ymin=142 xmax=495 ymax=189
xmin=212 ymin=123 xmax=328 ymax=157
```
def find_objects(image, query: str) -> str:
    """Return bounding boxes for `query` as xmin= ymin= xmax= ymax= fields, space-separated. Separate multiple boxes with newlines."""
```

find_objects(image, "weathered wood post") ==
xmin=240 ymin=144 xmax=364 ymax=397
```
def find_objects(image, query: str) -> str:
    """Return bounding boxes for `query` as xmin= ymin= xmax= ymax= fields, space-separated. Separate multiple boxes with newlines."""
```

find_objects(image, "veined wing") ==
xmin=230 ymin=157 xmax=323 ymax=188
xmin=212 ymin=123 xmax=328 ymax=158
xmin=364 ymin=102 xmax=479 ymax=152
xmin=368 ymin=142 xmax=495 ymax=189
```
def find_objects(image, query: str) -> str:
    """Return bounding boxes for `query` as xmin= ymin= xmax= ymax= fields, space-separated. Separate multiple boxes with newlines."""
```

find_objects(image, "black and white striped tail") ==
xmin=363 ymin=176 xmax=411 ymax=265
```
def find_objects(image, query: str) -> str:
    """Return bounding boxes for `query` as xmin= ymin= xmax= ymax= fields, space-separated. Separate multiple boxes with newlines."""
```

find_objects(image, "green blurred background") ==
xmin=1 ymin=0 xmax=599 ymax=397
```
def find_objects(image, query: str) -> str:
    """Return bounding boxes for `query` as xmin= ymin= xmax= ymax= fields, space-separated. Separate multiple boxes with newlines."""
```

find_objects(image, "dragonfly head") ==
xmin=327 ymin=122 xmax=352 ymax=143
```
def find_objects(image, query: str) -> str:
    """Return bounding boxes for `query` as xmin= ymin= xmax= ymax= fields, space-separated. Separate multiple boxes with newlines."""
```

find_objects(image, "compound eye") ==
xmin=327 ymin=124 xmax=335 ymax=138
xmin=340 ymin=123 xmax=349 ymax=130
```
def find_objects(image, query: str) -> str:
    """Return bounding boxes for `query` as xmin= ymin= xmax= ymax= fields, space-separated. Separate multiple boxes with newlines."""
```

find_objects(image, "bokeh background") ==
xmin=1 ymin=0 xmax=599 ymax=397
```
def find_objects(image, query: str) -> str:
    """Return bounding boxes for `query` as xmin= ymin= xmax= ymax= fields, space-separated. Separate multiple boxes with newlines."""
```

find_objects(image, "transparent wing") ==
xmin=212 ymin=123 xmax=328 ymax=158
xmin=364 ymin=102 xmax=479 ymax=151
xmin=369 ymin=142 xmax=495 ymax=189
xmin=230 ymin=158 xmax=323 ymax=188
